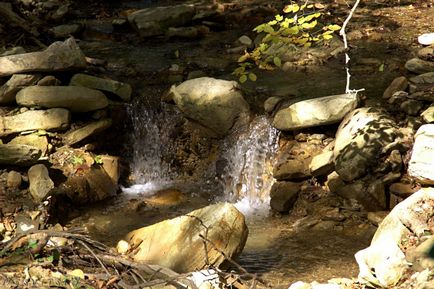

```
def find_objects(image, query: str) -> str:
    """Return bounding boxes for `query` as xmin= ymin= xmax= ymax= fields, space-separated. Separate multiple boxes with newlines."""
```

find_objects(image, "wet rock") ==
xmin=0 ymin=38 xmax=86 ymax=77
xmin=400 ymin=99 xmax=423 ymax=116
xmin=128 ymin=4 xmax=196 ymax=38
xmin=264 ymin=96 xmax=284 ymax=114
xmin=421 ymin=105 xmax=434 ymax=123
xmin=382 ymin=76 xmax=408 ymax=99
xmin=272 ymin=93 xmax=357 ymax=131
xmin=410 ymin=72 xmax=434 ymax=85
xmin=9 ymin=133 xmax=49 ymax=156
xmin=0 ymin=74 xmax=41 ymax=104
xmin=408 ymin=124 xmax=434 ymax=184
xmin=60 ymin=166 xmax=118 ymax=204
xmin=49 ymin=24 xmax=82 ymax=38
xmin=28 ymin=164 xmax=54 ymax=202
xmin=6 ymin=171 xmax=22 ymax=189
xmin=355 ymin=188 xmax=434 ymax=287
xmin=334 ymin=107 xmax=399 ymax=182
xmin=126 ymin=203 xmax=248 ymax=273
xmin=0 ymin=144 xmax=41 ymax=165
xmin=168 ymin=77 xmax=250 ymax=137
xmin=270 ymin=181 xmax=302 ymax=213
xmin=405 ymin=58 xmax=434 ymax=74
xmin=309 ymin=150 xmax=334 ymax=177
xmin=69 ymin=73 xmax=132 ymax=101
xmin=63 ymin=119 xmax=112 ymax=145
xmin=37 ymin=75 xmax=61 ymax=86
xmin=0 ymin=108 xmax=70 ymax=137
xmin=16 ymin=86 xmax=108 ymax=112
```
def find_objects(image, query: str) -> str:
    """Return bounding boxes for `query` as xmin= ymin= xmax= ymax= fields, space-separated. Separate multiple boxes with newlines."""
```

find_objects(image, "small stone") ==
xmin=270 ymin=181 xmax=302 ymax=213
xmin=325 ymin=171 xmax=345 ymax=193
xmin=238 ymin=35 xmax=252 ymax=47
xmin=0 ymin=46 xmax=26 ymax=56
xmin=405 ymin=58 xmax=434 ymax=74
xmin=37 ymin=75 xmax=61 ymax=86
xmin=116 ymin=240 xmax=130 ymax=254
xmin=264 ymin=96 xmax=283 ymax=114
xmin=49 ymin=24 xmax=82 ymax=38
xmin=309 ymin=150 xmax=334 ymax=177
xmin=417 ymin=47 xmax=434 ymax=61
xmin=382 ymin=76 xmax=408 ymax=99
xmin=28 ymin=164 xmax=54 ymax=202
xmin=389 ymin=182 xmax=420 ymax=198
xmin=6 ymin=171 xmax=22 ymax=189
xmin=410 ymin=72 xmax=434 ymax=84
xmin=418 ymin=33 xmax=434 ymax=46
xmin=367 ymin=211 xmax=389 ymax=226
xmin=400 ymin=99 xmax=423 ymax=116
xmin=421 ymin=105 xmax=434 ymax=123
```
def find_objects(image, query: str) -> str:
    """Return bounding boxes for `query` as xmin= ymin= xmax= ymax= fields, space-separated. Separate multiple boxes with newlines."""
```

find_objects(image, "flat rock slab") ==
xmin=408 ymin=124 xmax=434 ymax=184
xmin=128 ymin=4 xmax=195 ymax=37
xmin=9 ymin=133 xmax=49 ymax=156
xmin=63 ymin=118 xmax=112 ymax=145
xmin=0 ymin=108 xmax=70 ymax=137
xmin=0 ymin=74 xmax=41 ymax=104
xmin=0 ymin=144 xmax=41 ymax=165
xmin=272 ymin=93 xmax=358 ymax=130
xmin=126 ymin=203 xmax=248 ymax=273
xmin=0 ymin=37 xmax=86 ymax=77
xmin=405 ymin=58 xmax=434 ymax=74
xmin=70 ymin=73 xmax=132 ymax=101
xmin=16 ymin=86 xmax=108 ymax=112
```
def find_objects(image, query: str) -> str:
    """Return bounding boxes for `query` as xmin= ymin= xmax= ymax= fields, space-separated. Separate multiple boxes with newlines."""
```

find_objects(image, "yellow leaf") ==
xmin=323 ymin=34 xmax=333 ymax=40
xmin=237 ymin=53 xmax=249 ymax=63
xmin=273 ymin=56 xmax=282 ymax=67
xmin=328 ymin=24 xmax=341 ymax=31
xmin=239 ymin=75 xmax=247 ymax=83
xmin=304 ymin=42 xmax=312 ymax=48
xmin=275 ymin=14 xmax=283 ymax=21
xmin=69 ymin=269 xmax=84 ymax=279
xmin=302 ymin=20 xmax=317 ymax=29
xmin=283 ymin=4 xmax=299 ymax=13
xmin=248 ymin=73 xmax=257 ymax=81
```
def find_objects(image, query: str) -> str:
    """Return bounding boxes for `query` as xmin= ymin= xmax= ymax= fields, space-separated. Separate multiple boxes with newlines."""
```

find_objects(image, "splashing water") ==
xmin=126 ymin=100 xmax=182 ymax=192
xmin=220 ymin=116 xmax=279 ymax=216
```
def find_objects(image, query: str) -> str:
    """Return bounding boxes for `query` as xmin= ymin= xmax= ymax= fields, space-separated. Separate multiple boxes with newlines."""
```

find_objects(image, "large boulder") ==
xmin=0 ymin=144 xmax=41 ymax=165
xmin=0 ymin=37 xmax=86 ymax=77
xmin=63 ymin=119 xmax=112 ymax=145
xmin=408 ymin=124 xmax=434 ymax=184
xmin=125 ymin=203 xmax=248 ymax=273
xmin=0 ymin=108 xmax=70 ymax=137
xmin=69 ymin=73 xmax=132 ymax=101
xmin=8 ymin=133 xmax=49 ymax=156
xmin=16 ymin=86 xmax=108 ymax=112
xmin=0 ymin=74 xmax=41 ymax=104
xmin=355 ymin=188 xmax=434 ymax=287
xmin=272 ymin=93 xmax=358 ymax=131
xmin=128 ymin=4 xmax=195 ymax=37
xmin=334 ymin=107 xmax=399 ymax=181
xmin=168 ymin=77 xmax=250 ymax=137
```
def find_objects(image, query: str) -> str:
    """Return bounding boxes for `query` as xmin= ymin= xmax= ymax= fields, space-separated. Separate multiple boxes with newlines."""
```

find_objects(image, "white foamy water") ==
xmin=221 ymin=116 xmax=279 ymax=216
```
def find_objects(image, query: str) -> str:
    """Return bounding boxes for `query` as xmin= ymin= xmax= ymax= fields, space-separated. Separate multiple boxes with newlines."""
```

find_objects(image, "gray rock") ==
xmin=9 ymin=133 xmax=49 ymax=156
xmin=421 ymin=105 xmax=434 ymax=123
xmin=126 ymin=203 xmax=248 ymax=273
xmin=417 ymin=47 xmax=434 ymax=61
xmin=405 ymin=58 xmax=434 ymax=74
xmin=37 ymin=75 xmax=61 ymax=86
xmin=0 ymin=74 xmax=41 ymax=104
xmin=325 ymin=171 xmax=345 ymax=193
xmin=0 ymin=144 xmax=41 ymax=165
xmin=0 ymin=38 xmax=86 ymax=77
xmin=400 ymin=99 xmax=423 ymax=116
xmin=168 ymin=77 xmax=250 ymax=137
xmin=128 ymin=5 xmax=195 ymax=38
xmin=382 ymin=76 xmax=408 ymax=99
xmin=0 ymin=108 xmax=71 ymax=137
xmin=69 ymin=73 xmax=132 ymax=101
xmin=309 ymin=150 xmax=334 ymax=177
xmin=264 ymin=96 xmax=284 ymax=114
xmin=334 ymin=107 xmax=399 ymax=181
xmin=28 ymin=164 xmax=54 ymax=202
xmin=63 ymin=119 xmax=112 ymax=145
xmin=272 ymin=93 xmax=358 ymax=131
xmin=335 ymin=179 xmax=386 ymax=211
xmin=49 ymin=24 xmax=82 ymax=38
xmin=238 ymin=35 xmax=253 ymax=47
xmin=409 ymin=72 xmax=434 ymax=84
xmin=0 ymin=46 xmax=26 ymax=57
xmin=408 ymin=124 xmax=434 ymax=184
xmin=16 ymin=86 xmax=108 ymax=112
xmin=355 ymin=188 xmax=434 ymax=287
xmin=270 ymin=181 xmax=301 ymax=213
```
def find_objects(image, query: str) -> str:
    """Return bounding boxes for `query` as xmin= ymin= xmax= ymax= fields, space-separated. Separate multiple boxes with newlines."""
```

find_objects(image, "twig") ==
xmin=339 ymin=0 xmax=362 ymax=93
xmin=77 ymin=240 xmax=111 ymax=277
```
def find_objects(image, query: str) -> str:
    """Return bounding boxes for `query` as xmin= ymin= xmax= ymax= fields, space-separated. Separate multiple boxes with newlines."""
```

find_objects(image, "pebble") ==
xmin=418 ymin=33 xmax=434 ymax=46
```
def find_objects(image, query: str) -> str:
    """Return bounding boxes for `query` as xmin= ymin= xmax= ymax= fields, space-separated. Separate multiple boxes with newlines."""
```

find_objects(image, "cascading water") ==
xmin=219 ymin=116 xmax=279 ymax=215
xmin=123 ymin=99 xmax=182 ymax=194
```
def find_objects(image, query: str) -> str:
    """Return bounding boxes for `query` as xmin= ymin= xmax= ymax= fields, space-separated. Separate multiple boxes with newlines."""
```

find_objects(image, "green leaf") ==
xmin=248 ymin=73 xmax=257 ymax=81
xmin=239 ymin=75 xmax=248 ymax=83
xmin=237 ymin=54 xmax=249 ymax=63
xmin=275 ymin=14 xmax=283 ymax=21
xmin=264 ymin=25 xmax=275 ymax=33
xmin=233 ymin=66 xmax=245 ymax=75
xmin=254 ymin=24 xmax=265 ymax=33
xmin=273 ymin=56 xmax=282 ymax=67
xmin=47 ymin=255 xmax=54 ymax=262
xmin=287 ymin=26 xmax=299 ymax=35
xmin=379 ymin=63 xmax=385 ymax=72
xmin=302 ymin=20 xmax=317 ymax=29
xmin=283 ymin=4 xmax=296 ymax=13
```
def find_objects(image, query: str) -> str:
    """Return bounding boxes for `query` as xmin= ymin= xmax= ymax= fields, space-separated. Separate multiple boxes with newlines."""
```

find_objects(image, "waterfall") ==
xmin=123 ymin=99 xmax=182 ymax=194
xmin=220 ymin=116 xmax=279 ymax=215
